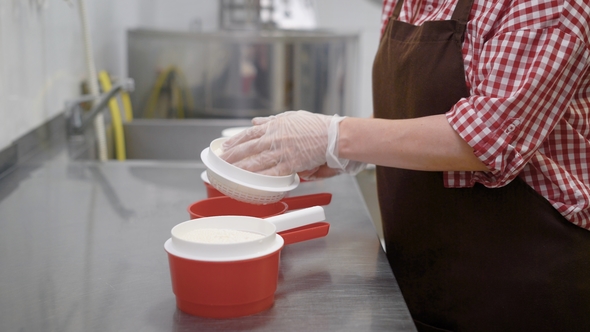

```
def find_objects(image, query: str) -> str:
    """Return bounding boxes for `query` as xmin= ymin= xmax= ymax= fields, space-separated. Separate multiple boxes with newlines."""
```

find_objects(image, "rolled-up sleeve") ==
xmin=446 ymin=22 xmax=590 ymax=188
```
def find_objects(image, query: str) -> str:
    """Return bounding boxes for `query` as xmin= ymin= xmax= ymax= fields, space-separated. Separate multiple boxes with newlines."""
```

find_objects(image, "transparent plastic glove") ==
xmin=220 ymin=110 xmax=330 ymax=176
xmin=220 ymin=110 xmax=366 ymax=177
xmin=298 ymin=165 xmax=343 ymax=181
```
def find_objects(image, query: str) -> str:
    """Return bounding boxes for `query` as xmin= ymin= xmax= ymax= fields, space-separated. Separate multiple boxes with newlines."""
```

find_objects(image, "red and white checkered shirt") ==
xmin=380 ymin=0 xmax=590 ymax=229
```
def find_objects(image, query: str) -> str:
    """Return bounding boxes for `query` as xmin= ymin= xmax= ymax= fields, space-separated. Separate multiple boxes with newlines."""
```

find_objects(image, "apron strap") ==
xmin=391 ymin=0 xmax=405 ymax=21
xmin=451 ymin=0 xmax=475 ymax=22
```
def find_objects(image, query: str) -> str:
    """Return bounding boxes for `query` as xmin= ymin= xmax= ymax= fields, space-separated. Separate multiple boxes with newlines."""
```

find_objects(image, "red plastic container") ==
xmin=167 ymin=246 xmax=281 ymax=318
xmin=188 ymin=196 xmax=288 ymax=219
xmin=204 ymin=181 xmax=224 ymax=198
xmin=187 ymin=193 xmax=332 ymax=245
xmin=165 ymin=207 xmax=329 ymax=319
xmin=188 ymin=193 xmax=332 ymax=219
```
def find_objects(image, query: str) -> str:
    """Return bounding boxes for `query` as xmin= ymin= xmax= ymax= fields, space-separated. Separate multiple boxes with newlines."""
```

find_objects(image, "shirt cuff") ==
xmin=445 ymin=99 xmax=526 ymax=188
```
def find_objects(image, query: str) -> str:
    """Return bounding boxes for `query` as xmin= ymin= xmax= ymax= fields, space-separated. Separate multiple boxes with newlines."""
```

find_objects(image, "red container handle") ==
xmin=281 ymin=193 xmax=332 ymax=210
xmin=278 ymin=222 xmax=330 ymax=245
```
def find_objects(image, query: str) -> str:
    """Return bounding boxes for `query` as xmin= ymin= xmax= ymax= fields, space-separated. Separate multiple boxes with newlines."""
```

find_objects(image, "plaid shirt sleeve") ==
xmin=379 ymin=0 xmax=590 ymax=228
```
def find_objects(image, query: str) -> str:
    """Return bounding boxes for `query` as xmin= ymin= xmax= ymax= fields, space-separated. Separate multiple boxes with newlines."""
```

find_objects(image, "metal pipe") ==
xmin=77 ymin=0 xmax=108 ymax=161
xmin=66 ymin=79 xmax=135 ymax=135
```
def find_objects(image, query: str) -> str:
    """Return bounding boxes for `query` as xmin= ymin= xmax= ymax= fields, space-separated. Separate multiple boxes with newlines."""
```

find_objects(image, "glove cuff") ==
xmin=326 ymin=115 xmax=367 ymax=175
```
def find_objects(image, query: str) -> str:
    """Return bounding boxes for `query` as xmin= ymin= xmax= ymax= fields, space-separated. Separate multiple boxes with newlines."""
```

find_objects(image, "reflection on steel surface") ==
xmin=127 ymin=29 xmax=358 ymax=119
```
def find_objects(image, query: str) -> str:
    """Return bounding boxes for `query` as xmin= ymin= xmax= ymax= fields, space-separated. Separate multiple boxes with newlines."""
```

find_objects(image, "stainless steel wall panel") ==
xmin=127 ymin=29 xmax=358 ymax=119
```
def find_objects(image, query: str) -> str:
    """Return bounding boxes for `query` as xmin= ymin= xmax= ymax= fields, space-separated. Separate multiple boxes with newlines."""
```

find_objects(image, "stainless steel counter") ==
xmin=0 ymin=140 xmax=416 ymax=331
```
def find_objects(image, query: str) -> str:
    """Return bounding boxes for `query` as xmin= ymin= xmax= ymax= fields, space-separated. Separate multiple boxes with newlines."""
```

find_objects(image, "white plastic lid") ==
xmin=221 ymin=126 xmax=250 ymax=138
xmin=201 ymin=137 xmax=300 ymax=193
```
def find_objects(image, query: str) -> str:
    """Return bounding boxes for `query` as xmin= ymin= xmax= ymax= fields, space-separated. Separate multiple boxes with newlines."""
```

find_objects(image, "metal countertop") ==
xmin=0 ymin=142 xmax=416 ymax=331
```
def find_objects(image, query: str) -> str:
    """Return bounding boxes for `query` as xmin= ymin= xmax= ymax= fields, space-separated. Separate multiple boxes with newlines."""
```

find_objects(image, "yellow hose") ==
xmin=121 ymin=90 xmax=134 ymax=121
xmin=145 ymin=66 xmax=193 ymax=118
xmin=98 ymin=70 xmax=126 ymax=161
xmin=145 ymin=66 xmax=175 ymax=118
xmin=177 ymin=69 xmax=195 ymax=111
xmin=174 ymin=84 xmax=184 ymax=118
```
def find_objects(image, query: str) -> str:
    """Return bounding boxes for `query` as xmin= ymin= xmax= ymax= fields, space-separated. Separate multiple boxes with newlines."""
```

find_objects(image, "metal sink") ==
xmin=123 ymin=118 xmax=251 ymax=160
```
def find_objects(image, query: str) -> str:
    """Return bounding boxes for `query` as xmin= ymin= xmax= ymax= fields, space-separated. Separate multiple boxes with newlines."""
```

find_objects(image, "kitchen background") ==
xmin=0 ymin=3 xmax=403 ymax=328
xmin=0 ymin=0 xmax=382 ymax=153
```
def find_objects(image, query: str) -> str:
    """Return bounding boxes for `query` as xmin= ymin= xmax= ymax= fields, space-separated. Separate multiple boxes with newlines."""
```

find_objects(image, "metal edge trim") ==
xmin=0 ymin=113 xmax=65 ymax=179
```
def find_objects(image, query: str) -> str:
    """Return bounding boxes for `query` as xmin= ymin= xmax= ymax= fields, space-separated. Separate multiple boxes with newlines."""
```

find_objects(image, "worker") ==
xmin=220 ymin=0 xmax=590 ymax=330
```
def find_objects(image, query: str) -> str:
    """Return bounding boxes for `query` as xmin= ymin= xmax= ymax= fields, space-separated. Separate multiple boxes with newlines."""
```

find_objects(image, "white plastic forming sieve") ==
xmin=200 ymin=137 xmax=300 ymax=204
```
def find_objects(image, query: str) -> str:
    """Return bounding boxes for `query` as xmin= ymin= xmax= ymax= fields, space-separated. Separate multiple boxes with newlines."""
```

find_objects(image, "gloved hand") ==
xmin=220 ymin=110 xmax=366 ymax=179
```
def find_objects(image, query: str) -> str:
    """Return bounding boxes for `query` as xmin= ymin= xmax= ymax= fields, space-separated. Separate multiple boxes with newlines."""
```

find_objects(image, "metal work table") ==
xmin=0 ymin=133 xmax=416 ymax=331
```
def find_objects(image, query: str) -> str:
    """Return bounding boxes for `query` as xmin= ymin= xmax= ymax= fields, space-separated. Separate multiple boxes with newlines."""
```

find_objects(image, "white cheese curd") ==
xmin=178 ymin=228 xmax=264 ymax=244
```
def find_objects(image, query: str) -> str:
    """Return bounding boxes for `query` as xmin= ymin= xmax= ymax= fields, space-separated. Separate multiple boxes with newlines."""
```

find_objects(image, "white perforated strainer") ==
xmin=200 ymin=137 xmax=300 ymax=205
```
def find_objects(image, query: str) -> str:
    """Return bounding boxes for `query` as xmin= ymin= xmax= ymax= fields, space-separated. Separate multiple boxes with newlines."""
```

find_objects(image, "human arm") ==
xmin=338 ymin=114 xmax=488 ymax=172
xmin=220 ymin=110 xmax=488 ymax=179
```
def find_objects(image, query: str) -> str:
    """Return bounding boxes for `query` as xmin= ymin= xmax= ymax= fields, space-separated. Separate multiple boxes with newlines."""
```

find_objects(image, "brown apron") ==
xmin=372 ymin=0 xmax=590 ymax=331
